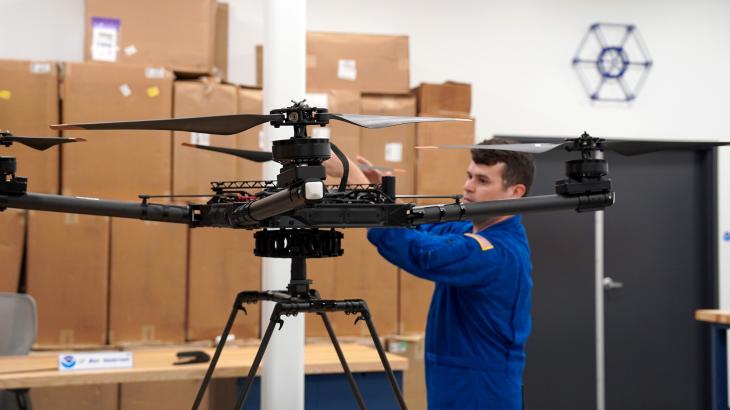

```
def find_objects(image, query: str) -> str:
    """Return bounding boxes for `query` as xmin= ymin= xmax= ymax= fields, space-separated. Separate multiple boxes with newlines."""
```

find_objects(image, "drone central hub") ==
xmin=254 ymin=229 xmax=344 ymax=258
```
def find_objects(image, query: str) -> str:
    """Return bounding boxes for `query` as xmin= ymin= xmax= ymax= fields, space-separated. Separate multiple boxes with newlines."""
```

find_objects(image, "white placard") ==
xmin=337 ymin=59 xmax=357 ymax=81
xmin=58 ymin=351 xmax=133 ymax=371
xmin=90 ymin=17 xmax=120 ymax=62
xmin=29 ymin=63 xmax=51 ymax=74
xmin=119 ymin=84 xmax=132 ymax=97
xmin=384 ymin=142 xmax=403 ymax=162
xmin=145 ymin=67 xmax=166 ymax=79
xmin=191 ymin=132 xmax=210 ymax=146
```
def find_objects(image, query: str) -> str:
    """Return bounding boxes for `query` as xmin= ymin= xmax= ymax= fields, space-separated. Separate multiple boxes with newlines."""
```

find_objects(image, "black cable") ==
xmin=329 ymin=142 xmax=348 ymax=192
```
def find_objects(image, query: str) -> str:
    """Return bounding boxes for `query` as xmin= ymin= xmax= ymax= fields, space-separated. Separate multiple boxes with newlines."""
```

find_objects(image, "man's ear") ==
xmin=509 ymin=184 xmax=527 ymax=198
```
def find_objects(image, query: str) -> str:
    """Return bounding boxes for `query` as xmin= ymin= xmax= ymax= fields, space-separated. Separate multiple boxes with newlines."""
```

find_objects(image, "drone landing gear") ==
xmin=191 ymin=241 xmax=406 ymax=410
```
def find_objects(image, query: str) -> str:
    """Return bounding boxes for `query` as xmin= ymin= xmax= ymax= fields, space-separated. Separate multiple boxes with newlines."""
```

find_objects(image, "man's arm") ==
xmin=367 ymin=227 xmax=513 ymax=287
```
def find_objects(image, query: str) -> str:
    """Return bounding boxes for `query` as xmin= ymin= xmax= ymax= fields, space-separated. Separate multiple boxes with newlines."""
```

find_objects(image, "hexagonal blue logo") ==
xmin=572 ymin=23 xmax=653 ymax=102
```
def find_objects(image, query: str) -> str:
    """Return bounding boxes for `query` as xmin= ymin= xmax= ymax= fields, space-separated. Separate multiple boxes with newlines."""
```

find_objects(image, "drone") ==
xmin=1 ymin=101 xmax=725 ymax=410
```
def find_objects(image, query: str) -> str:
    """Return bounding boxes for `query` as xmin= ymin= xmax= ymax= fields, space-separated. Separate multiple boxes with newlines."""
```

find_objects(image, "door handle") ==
xmin=603 ymin=276 xmax=624 ymax=291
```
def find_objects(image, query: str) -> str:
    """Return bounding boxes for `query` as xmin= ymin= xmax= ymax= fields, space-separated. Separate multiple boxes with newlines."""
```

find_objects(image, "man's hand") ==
xmin=323 ymin=154 xmax=370 ymax=185
xmin=355 ymin=155 xmax=393 ymax=184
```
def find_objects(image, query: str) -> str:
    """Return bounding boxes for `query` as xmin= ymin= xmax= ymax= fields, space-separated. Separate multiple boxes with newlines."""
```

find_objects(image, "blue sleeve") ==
xmin=367 ymin=227 xmax=514 ymax=287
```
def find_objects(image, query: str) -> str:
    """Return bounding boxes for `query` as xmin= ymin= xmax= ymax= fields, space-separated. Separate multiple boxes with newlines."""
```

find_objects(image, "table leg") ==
xmin=711 ymin=325 xmax=728 ymax=410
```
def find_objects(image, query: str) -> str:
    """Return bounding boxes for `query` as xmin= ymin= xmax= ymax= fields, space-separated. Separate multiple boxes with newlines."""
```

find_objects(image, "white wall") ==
xmin=1 ymin=0 xmax=729 ymax=303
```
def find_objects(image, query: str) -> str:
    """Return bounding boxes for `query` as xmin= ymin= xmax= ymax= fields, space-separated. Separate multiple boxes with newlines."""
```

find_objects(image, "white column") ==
xmin=260 ymin=1 xmax=306 ymax=410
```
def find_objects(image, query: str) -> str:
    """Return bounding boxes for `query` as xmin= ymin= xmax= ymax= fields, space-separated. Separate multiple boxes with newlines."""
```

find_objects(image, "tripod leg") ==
xmin=192 ymin=292 xmax=247 ymax=410
xmin=234 ymin=306 xmax=282 ymax=410
xmin=360 ymin=308 xmax=408 ymax=410
xmin=319 ymin=312 xmax=367 ymax=410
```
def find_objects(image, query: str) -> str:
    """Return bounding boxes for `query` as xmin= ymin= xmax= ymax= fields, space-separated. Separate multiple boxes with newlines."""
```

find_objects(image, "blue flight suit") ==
xmin=367 ymin=216 xmax=532 ymax=410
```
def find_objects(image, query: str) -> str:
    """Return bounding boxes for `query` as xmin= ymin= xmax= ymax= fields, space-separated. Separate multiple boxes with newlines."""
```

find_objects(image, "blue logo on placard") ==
xmin=724 ymin=231 xmax=730 ymax=242
xmin=61 ymin=355 xmax=77 ymax=368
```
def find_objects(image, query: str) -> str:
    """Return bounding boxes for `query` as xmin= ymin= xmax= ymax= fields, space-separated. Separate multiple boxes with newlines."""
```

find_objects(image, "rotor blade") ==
xmin=603 ymin=140 xmax=730 ymax=156
xmin=416 ymin=143 xmax=563 ymax=154
xmin=1 ymin=135 xmax=86 ymax=151
xmin=358 ymin=164 xmax=406 ymax=173
xmin=494 ymin=134 xmax=569 ymax=144
xmin=181 ymin=142 xmax=273 ymax=162
xmin=51 ymin=114 xmax=283 ymax=135
xmin=326 ymin=113 xmax=470 ymax=129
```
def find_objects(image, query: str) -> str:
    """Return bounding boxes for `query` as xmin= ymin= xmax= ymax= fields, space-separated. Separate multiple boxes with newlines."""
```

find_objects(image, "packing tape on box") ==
xmin=124 ymin=44 xmax=138 ymax=57
xmin=119 ymin=84 xmax=132 ymax=97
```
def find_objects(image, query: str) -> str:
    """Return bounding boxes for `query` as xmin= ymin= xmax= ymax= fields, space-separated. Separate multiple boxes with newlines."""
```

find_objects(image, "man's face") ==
xmin=462 ymin=161 xmax=525 ymax=203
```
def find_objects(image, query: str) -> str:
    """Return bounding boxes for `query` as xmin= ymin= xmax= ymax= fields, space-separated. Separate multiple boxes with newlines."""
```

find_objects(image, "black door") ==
xmin=522 ymin=147 xmax=714 ymax=410
xmin=603 ymin=150 xmax=713 ymax=410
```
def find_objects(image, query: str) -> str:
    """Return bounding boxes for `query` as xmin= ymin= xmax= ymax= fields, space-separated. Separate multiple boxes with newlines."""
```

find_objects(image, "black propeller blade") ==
xmin=51 ymin=114 xmax=283 ymax=135
xmin=418 ymin=134 xmax=730 ymax=156
xmin=0 ymin=133 xmax=86 ymax=151
xmin=325 ymin=113 xmax=470 ymax=129
xmin=181 ymin=142 xmax=273 ymax=162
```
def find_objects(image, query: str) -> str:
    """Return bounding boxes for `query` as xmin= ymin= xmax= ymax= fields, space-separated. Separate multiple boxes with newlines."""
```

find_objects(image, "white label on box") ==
xmin=305 ymin=92 xmax=329 ymax=109
xmin=312 ymin=127 xmax=331 ymax=140
xmin=258 ymin=130 xmax=266 ymax=150
xmin=145 ymin=67 xmax=166 ymax=79
xmin=29 ymin=63 xmax=51 ymax=74
xmin=124 ymin=44 xmax=138 ymax=56
xmin=90 ymin=17 xmax=120 ymax=62
xmin=384 ymin=142 xmax=403 ymax=163
xmin=191 ymin=132 xmax=210 ymax=146
xmin=119 ymin=84 xmax=132 ymax=97
xmin=337 ymin=59 xmax=357 ymax=81
xmin=58 ymin=351 xmax=133 ymax=372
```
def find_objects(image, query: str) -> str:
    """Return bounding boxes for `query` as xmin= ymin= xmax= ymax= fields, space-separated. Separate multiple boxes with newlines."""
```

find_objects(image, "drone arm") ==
xmin=0 ymin=192 xmax=191 ymax=224
xmin=410 ymin=193 xmax=615 ymax=225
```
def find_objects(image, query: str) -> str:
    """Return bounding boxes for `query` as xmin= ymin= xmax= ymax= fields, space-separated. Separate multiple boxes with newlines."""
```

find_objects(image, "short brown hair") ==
xmin=470 ymin=138 xmax=535 ymax=196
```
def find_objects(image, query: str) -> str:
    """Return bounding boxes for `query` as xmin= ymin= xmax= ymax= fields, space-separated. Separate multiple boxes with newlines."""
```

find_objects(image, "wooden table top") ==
xmin=0 ymin=343 xmax=408 ymax=389
xmin=695 ymin=309 xmax=730 ymax=324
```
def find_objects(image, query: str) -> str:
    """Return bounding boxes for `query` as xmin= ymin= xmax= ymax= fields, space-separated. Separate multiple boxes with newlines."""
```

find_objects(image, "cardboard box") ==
xmin=61 ymin=62 xmax=174 ymax=201
xmin=306 ymin=230 xmax=397 ymax=338
xmin=121 ymin=380 xmax=208 ymax=410
xmin=415 ymin=120 xmax=475 ymax=205
xmin=307 ymin=32 xmax=410 ymax=94
xmin=26 ymin=212 xmax=110 ymax=347
xmin=0 ymin=210 xmax=25 ymax=293
xmin=255 ymin=45 xmax=263 ymax=87
xmin=305 ymin=89 xmax=361 ymax=186
xmin=109 ymin=218 xmax=187 ymax=344
xmin=0 ymin=59 xmax=60 ymax=193
xmin=236 ymin=86 xmax=264 ymax=181
xmin=84 ymin=0 xmax=217 ymax=74
xmin=173 ymin=80 xmax=238 ymax=197
xmin=387 ymin=334 xmax=427 ymax=410
xmin=414 ymin=82 xmax=472 ymax=118
xmin=360 ymin=93 xmax=417 ymax=194
xmin=187 ymin=227 xmax=260 ymax=341
xmin=214 ymin=2 xmax=229 ymax=80
xmin=31 ymin=384 xmax=118 ymax=410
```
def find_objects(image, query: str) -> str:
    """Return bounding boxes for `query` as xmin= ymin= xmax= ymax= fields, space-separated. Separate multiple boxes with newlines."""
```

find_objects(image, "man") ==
xmin=325 ymin=138 xmax=535 ymax=409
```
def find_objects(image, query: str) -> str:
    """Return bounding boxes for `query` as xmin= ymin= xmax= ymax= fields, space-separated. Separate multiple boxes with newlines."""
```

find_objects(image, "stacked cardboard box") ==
xmin=26 ymin=212 xmax=110 ymax=347
xmin=307 ymin=32 xmax=409 ymax=94
xmin=237 ymin=87 xmax=264 ymax=181
xmin=173 ymin=79 xmax=239 ymax=197
xmin=84 ymin=0 xmax=218 ymax=75
xmin=0 ymin=59 xmax=60 ymax=194
xmin=0 ymin=210 xmax=25 ymax=292
xmin=360 ymin=93 xmax=417 ymax=195
xmin=387 ymin=334 xmax=427 ymax=410
xmin=187 ymin=228 xmax=260 ymax=341
xmin=61 ymin=62 xmax=174 ymax=201
xmin=109 ymin=219 xmax=188 ymax=344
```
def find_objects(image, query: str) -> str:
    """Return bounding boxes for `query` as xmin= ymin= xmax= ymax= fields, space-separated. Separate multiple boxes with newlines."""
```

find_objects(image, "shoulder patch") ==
xmin=464 ymin=233 xmax=494 ymax=251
